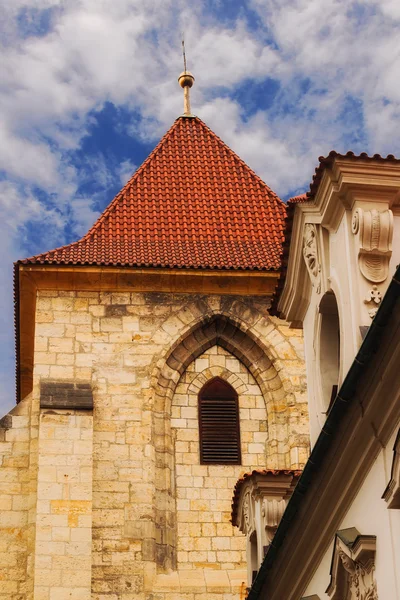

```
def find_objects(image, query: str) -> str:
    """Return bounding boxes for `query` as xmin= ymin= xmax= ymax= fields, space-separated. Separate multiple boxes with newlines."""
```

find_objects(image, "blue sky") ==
xmin=1 ymin=0 xmax=400 ymax=413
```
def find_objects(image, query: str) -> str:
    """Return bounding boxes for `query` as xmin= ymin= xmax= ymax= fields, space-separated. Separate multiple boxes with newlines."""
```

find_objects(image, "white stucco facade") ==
xmin=278 ymin=159 xmax=400 ymax=445
xmin=304 ymin=425 xmax=400 ymax=599
xmin=262 ymin=155 xmax=400 ymax=600
xmin=302 ymin=212 xmax=400 ymax=443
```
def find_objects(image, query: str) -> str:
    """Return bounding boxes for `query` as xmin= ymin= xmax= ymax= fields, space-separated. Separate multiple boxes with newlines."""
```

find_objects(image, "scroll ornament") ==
xmin=339 ymin=551 xmax=378 ymax=600
xmin=241 ymin=491 xmax=254 ymax=536
xmin=261 ymin=497 xmax=286 ymax=545
xmin=352 ymin=208 xmax=393 ymax=283
xmin=303 ymin=224 xmax=321 ymax=293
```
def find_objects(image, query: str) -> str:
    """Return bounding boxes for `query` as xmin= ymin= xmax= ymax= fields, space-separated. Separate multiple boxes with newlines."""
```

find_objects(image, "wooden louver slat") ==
xmin=198 ymin=377 xmax=241 ymax=465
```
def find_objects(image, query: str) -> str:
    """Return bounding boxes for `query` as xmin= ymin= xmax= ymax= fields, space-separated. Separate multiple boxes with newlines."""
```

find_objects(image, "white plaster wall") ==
xmin=303 ymin=211 xmax=400 ymax=446
xmin=303 ymin=424 xmax=400 ymax=599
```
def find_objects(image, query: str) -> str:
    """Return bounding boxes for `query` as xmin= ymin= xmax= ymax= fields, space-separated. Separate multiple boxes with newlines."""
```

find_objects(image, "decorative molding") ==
xmin=326 ymin=528 xmax=377 ymax=600
xmin=303 ymin=224 xmax=321 ymax=293
xmin=382 ymin=428 xmax=400 ymax=509
xmin=233 ymin=470 xmax=301 ymax=586
xmin=352 ymin=208 xmax=393 ymax=283
xmin=261 ymin=497 xmax=287 ymax=544
xmin=242 ymin=490 xmax=255 ymax=536
xmin=364 ymin=286 xmax=383 ymax=319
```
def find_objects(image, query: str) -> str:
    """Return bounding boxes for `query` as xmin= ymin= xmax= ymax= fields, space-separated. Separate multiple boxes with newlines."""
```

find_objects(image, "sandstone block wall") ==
xmin=33 ymin=410 xmax=93 ymax=600
xmin=173 ymin=346 xmax=267 ymax=573
xmin=0 ymin=289 xmax=309 ymax=600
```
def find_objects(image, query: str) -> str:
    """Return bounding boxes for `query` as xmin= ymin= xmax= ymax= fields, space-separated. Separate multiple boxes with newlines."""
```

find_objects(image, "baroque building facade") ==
xmin=248 ymin=153 xmax=400 ymax=600
xmin=0 ymin=81 xmax=309 ymax=600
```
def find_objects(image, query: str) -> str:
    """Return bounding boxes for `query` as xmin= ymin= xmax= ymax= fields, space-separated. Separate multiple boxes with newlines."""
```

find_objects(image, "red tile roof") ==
xmin=21 ymin=116 xmax=286 ymax=271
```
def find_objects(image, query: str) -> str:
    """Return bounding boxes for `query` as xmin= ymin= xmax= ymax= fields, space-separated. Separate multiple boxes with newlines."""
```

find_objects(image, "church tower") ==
xmin=1 ymin=73 xmax=309 ymax=600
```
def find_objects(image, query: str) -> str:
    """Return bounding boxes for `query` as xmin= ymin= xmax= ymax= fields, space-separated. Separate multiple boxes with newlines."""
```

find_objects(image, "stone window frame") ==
xmin=150 ymin=309 xmax=307 ymax=572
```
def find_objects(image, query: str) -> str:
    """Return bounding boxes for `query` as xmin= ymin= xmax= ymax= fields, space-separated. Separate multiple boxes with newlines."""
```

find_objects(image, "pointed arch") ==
xmin=150 ymin=310 xmax=308 ymax=573
xmin=153 ymin=314 xmax=281 ymax=416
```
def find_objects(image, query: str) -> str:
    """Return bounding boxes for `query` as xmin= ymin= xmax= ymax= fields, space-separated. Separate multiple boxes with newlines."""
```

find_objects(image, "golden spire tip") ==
xmin=178 ymin=38 xmax=194 ymax=116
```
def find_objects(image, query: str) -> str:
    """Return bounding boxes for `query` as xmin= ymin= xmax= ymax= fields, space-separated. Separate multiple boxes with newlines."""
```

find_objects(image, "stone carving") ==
xmin=352 ymin=208 xmax=393 ymax=283
xmin=327 ymin=529 xmax=377 ymax=600
xmin=338 ymin=551 xmax=378 ymax=600
xmin=261 ymin=497 xmax=287 ymax=544
xmin=242 ymin=491 xmax=254 ymax=536
xmin=364 ymin=286 xmax=382 ymax=318
xmin=232 ymin=471 xmax=301 ymax=587
xmin=303 ymin=224 xmax=321 ymax=292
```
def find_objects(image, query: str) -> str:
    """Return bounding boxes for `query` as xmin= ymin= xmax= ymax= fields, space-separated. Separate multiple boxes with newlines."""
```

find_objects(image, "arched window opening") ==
xmin=319 ymin=292 xmax=340 ymax=411
xmin=198 ymin=377 xmax=241 ymax=465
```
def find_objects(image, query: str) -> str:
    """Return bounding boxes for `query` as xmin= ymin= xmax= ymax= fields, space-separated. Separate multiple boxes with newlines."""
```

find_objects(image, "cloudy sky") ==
xmin=1 ymin=0 xmax=400 ymax=413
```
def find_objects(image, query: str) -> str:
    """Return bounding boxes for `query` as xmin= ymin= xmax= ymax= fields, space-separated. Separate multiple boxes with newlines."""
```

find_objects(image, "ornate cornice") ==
xmin=326 ymin=529 xmax=377 ymax=600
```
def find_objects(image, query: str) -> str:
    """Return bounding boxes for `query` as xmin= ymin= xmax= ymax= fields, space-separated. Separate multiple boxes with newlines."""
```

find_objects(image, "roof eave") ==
xmin=14 ymin=263 xmax=281 ymax=404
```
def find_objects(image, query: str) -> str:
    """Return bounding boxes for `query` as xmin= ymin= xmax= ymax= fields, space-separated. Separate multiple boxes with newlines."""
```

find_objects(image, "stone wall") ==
xmin=33 ymin=410 xmax=93 ymax=600
xmin=0 ymin=394 xmax=37 ymax=599
xmin=170 ymin=345 xmax=268 ymax=588
xmin=0 ymin=289 xmax=309 ymax=600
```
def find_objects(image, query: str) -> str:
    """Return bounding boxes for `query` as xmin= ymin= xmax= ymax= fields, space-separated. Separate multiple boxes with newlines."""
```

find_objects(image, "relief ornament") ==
xmin=352 ymin=208 xmax=393 ymax=284
xmin=303 ymin=223 xmax=321 ymax=293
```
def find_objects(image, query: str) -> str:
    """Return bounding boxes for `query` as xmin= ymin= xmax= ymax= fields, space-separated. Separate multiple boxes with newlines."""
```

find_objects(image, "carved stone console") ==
xmin=231 ymin=469 xmax=301 ymax=586
xmin=352 ymin=208 xmax=393 ymax=284
xmin=326 ymin=528 xmax=378 ymax=600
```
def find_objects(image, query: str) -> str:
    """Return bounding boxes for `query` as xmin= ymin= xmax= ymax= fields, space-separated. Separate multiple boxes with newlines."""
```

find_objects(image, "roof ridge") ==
xmin=195 ymin=117 xmax=285 ymax=208
xmin=80 ymin=115 xmax=285 ymax=245
xmin=19 ymin=114 xmax=286 ymax=271
xmin=80 ymin=117 xmax=184 ymax=242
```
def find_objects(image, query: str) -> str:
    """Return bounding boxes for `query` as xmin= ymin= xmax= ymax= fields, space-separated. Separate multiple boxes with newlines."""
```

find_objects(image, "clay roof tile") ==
xmin=21 ymin=116 xmax=286 ymax=271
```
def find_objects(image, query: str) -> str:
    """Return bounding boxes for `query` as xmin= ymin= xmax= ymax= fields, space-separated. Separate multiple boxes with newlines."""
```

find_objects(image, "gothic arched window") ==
xmin=198 ymin=377 xmax=241 ymax=465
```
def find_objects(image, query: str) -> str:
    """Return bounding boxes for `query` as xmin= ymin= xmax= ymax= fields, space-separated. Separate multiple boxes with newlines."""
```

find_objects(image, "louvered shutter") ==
xmin=198 ymin=378 xmax=241 ymax=465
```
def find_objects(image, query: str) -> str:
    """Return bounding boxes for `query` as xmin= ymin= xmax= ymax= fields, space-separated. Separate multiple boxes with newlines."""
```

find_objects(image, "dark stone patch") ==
xmin=143 ymin=292 xmax=170 ymax=305
xmin=0 ymin=414 xmax=13 ymax=430
xmin=105 ymin=304 xmax=127 ymax=317
xmin=40 ymin=381 xmax=93 ymax=410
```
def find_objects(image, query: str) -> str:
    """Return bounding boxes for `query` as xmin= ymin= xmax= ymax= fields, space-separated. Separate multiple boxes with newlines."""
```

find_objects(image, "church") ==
xmin=0 ymin=71 xmax=308 ymax=599
xmin=2 ymin=68 xmax=399 ymax=600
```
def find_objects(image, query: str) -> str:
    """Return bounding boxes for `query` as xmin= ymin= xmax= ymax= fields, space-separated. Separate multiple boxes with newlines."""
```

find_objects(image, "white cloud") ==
xmin=117 ymin=159 xmax=137 ymax=186
xmin=1 ymin=0 xmax=400 ymax=412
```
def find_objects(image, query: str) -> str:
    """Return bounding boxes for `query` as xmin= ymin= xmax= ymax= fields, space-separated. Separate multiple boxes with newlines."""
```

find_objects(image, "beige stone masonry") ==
xmin=33 ymin=409 xmax=93 ymax=600
xmin=0 ymin=392 xmax=39 ymax=600
xmin=0 ymin=289 xmax=308 ymax=600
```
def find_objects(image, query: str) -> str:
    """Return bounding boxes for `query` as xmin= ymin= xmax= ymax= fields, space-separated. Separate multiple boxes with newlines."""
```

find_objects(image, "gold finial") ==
xmin=178 ymin=38 xmax=194 ymax=116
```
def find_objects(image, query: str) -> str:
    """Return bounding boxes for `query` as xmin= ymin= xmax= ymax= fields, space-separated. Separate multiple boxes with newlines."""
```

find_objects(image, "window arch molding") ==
xmin=152 ymin=314 xmax=293 ymax=466
xmin=154 ymin=314 xmax=278 ymax=411
xmin=150 ymin=313 xmax=301 ymax=572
